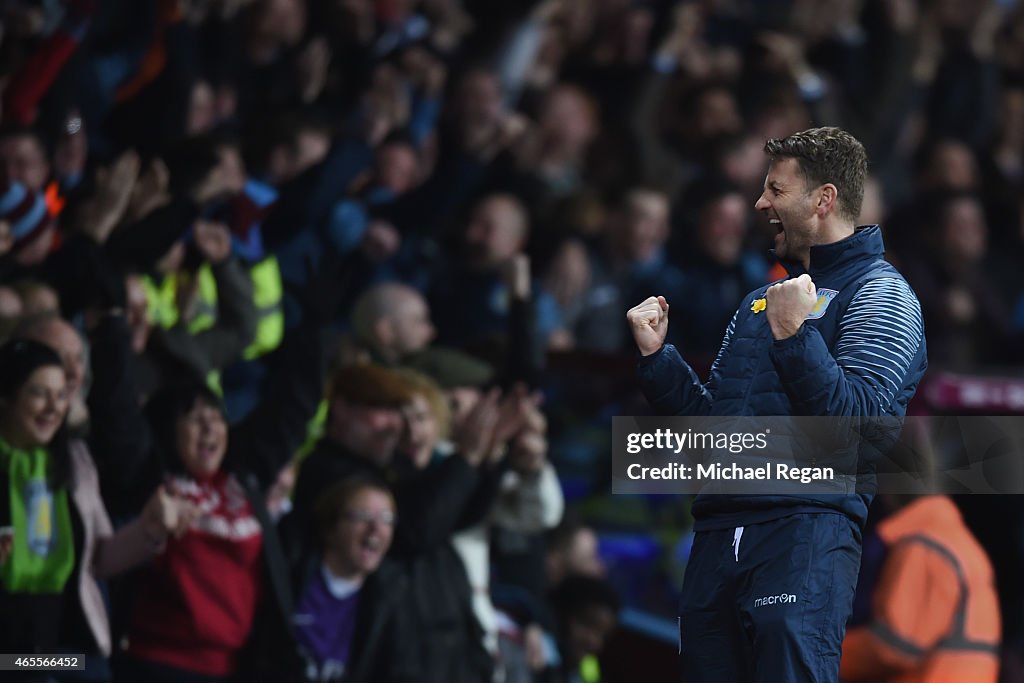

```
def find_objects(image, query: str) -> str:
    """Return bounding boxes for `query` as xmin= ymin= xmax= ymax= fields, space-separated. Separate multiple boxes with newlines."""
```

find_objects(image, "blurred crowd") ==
xmin=0 ymin=0 xmax=1022 ymax=681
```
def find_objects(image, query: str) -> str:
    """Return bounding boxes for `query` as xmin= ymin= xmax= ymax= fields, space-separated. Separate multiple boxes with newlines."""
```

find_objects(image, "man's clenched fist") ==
xmin=627 ymin=296 xmax=669 ymax=356
xmin=765 ymin=273 xmax=818 ymax=340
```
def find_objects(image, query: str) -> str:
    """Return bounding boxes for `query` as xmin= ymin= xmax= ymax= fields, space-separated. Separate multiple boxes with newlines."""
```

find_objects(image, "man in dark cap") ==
xmin=289 ymin=363 xmax=415 ymax=533
xmin=284 ymin=360 xmax=500 ymax=683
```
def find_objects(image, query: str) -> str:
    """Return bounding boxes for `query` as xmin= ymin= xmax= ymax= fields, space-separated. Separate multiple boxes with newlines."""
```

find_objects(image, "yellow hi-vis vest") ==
xmin=141 ymin=266 xmax=218 ymax=335
xmin=242 ymin=255 xmax=284 ymax=360
xmin=142 ymin=255 xmax=284 ymax=360
xmin=141 ymin=267 xmax=221 ymax=393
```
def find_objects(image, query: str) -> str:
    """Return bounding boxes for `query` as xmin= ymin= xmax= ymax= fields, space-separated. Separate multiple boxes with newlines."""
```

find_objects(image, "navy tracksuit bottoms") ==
xmin=678 ymin=513 xmax=862 ymax=683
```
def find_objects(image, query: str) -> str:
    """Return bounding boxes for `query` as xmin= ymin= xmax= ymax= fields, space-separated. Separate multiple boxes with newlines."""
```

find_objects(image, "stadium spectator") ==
xmin=902 ymin=191 xmax=1013 ymax=370
xmin=18 ymin=314 xmax=89 ymax=431
xmin=349 ymin=282 xmax=436 ymax=366
xmin=291 ymin=476 xmax=418 ymax=683
xmin=546 ymin=187 xmax=686 ymax=354
xmin=430 ymin=193 xmax=569 ymax=352
xmin=288 ymin=363 xmax=413 ymax=535
xmin=544 ymin=575 xmax=621 ymax=683
xmin=113 ymin=311 xmax=327 ymax=681
xmin=0 ymin=339 xmax=183 ymax=673
xmin=674 ymin=182 xmax=770 ymax=364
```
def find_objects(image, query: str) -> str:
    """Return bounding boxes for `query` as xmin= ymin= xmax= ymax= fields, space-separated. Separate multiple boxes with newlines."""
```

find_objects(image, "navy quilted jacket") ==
xmin=637 ymin=226 xmax=928 ymax=531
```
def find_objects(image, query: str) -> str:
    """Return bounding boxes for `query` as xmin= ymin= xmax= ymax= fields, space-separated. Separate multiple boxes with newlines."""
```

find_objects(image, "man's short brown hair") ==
xmin=763 ymin=127 xmax=868 ymax=222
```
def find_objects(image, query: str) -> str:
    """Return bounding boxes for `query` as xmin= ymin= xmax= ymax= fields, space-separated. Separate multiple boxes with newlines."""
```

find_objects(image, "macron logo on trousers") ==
xmin=754 ymin=594 xmax=797 ymax=607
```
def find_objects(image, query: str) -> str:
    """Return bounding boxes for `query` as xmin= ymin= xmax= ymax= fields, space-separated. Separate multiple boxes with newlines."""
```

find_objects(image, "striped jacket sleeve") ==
xmin=769 ymin=278 xmax=925 ymax=416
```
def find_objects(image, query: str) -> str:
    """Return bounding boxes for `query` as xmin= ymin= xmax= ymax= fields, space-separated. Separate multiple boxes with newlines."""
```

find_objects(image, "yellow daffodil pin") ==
xmin=751 ymin=298 xmax=766 ymax=314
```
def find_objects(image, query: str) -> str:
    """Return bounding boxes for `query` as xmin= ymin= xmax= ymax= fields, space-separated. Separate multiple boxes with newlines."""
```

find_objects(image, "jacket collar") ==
xmin=777 ymin=224 xmax=885 ymax=278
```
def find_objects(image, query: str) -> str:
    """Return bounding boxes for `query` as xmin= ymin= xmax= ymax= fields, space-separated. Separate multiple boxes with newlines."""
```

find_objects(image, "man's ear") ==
xmin=817 ymin=184 xmax=838 ymax=216
xmin=373 ymin=318 xmax=393 ymax=346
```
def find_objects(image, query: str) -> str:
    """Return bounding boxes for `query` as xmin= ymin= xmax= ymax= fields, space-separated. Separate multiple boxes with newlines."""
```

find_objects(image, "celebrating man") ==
xmin=627 ymin=127 xmax=928 ymax=682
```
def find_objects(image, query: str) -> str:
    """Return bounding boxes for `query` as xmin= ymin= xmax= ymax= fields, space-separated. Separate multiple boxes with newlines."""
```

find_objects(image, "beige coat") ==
xmin=68 ymin=439 xmax=156 ymax=656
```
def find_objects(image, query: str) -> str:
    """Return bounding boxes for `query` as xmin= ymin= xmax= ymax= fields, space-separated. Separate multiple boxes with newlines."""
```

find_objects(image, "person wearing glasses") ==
xmin=291 ymin=476 xmax=418 ymax=683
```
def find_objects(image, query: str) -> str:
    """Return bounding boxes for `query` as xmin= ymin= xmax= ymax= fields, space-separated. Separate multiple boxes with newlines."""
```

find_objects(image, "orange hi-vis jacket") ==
xmin=840 ymin=496 xmax=1001 ymax=683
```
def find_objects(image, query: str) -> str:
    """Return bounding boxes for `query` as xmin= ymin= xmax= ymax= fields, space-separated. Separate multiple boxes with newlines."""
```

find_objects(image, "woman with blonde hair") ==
xmin=394 ymin=367 xmax=451 ymax=469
